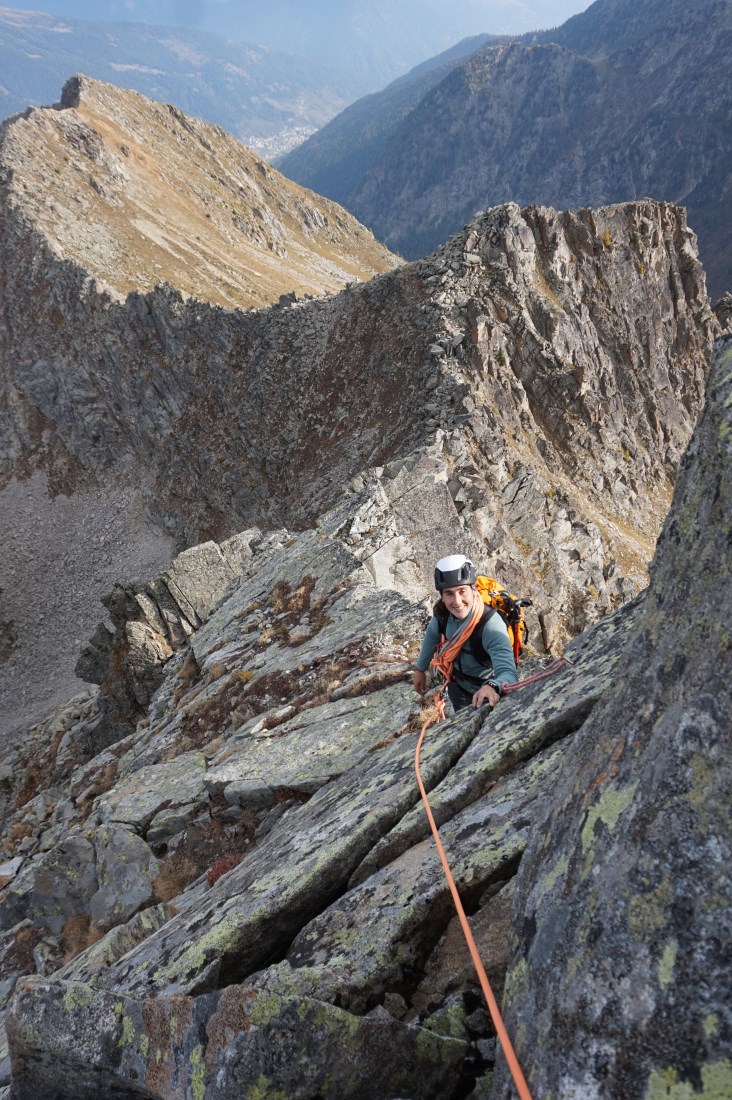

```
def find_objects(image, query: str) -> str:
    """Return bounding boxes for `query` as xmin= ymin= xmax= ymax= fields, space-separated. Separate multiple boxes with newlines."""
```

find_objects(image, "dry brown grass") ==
xmin=61 ymin=915 xmax=106 ymax=962
xmin=152 ymin=855 xmax=201 ymax=903
xmin=72 ymin=761 xmax=118 ymax=809
xmin=1 ymin=818 xmax=35 ymax=855
xmin=205 ymin=852 xmax=244 ymax=886
xmin=152 ymin=813 xmax=259 ymax=902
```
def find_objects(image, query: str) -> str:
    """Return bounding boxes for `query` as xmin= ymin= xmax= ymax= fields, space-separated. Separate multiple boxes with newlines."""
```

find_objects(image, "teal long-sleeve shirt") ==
xmin=416 ymin=609 xmax=518 ymax=693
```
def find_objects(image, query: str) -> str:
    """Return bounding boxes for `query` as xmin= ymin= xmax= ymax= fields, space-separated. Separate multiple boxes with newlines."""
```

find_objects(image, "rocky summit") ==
xmin=0 ymin=103 xmax=718 ymax=735
xmin=0 ymin=333 xmax=729 ymax=1097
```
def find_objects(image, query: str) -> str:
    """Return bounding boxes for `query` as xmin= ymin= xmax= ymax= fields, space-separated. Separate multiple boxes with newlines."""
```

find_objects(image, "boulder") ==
xmin=0 ymin=835 xmax=97 ymax=936
xmin=88 ymin=824 xmax=160 ymax=931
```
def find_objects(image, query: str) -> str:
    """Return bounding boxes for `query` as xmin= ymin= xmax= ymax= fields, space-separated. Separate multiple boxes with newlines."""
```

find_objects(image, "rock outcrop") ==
xmin=491 ymin=335 xmax=732 ymax=1099
xmin=1 ymin=113 xmax=718 ymax=735
xmin=0 ymin=336 xmax=729 ymax=1098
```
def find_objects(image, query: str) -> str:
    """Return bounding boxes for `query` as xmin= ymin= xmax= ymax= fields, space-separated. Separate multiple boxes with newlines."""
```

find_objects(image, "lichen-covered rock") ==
xmin=94 ymin=752 xmax=208 ymax=832
xmin=1 ymin=342 xmax=730 ymax=1099
xmin=0 ymin=531 xmax=639 ymax=1097
xmin=492 ymin=337 xmax=732 ymax=1098
xmin=88 ymin=824 xmax=160 ymax=931
xmin=7 ymin=978 xmax=467 ymax=1100
xmin=0 ymin=835 xmax=97 ymax=936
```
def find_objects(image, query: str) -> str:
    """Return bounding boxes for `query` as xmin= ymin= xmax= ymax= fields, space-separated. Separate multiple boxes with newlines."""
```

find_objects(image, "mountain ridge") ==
xmin=0 ymin=0 xmax=595 ymax=94
xmin=0 ymin=66 xmax=728 ymax=1100
xmin=280 ymin=0 xmax=732 ymax=298
xmin=0 ymin=79 xmax=718 ymax=734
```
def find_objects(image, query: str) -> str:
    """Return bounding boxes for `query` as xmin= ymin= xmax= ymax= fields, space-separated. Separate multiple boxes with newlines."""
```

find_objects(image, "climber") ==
xmin=412 ymin=554 xmax=518 ymax=711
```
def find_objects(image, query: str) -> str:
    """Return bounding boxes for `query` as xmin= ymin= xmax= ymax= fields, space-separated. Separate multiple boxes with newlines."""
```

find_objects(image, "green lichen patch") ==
xmin=580 ymin=780 xmax=638 ymax=872
xmin=646 ymin=1060 xmax=732 ymax=1099
xmin=658 ymin=939 xmax=678 ymax=989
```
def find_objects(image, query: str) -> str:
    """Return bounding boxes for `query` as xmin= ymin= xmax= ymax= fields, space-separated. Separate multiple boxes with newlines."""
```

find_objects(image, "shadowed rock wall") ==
xmin=493 ymin=335 xmax=732 ymax=1098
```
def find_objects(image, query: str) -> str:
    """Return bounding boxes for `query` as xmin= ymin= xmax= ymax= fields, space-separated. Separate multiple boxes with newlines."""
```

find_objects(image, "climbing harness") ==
xmin=415 ymin=646 xmax=570 ymax=1100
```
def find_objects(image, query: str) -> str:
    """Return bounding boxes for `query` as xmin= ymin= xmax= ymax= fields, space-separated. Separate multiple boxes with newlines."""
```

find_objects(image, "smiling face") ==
xmin=441 ymin=584 xmax=475 ymax=620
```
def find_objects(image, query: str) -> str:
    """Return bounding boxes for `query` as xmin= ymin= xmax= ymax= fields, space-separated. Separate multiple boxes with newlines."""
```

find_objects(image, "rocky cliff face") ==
xmin=286 ymin=0 xmax=732 ymax=300
xmin=492 ymin=333 xmax=732 ymax=1099
xmin=0 ymin=155 xmax=718 ymax=734
xmin=0 ymin=336 xmax=728 ymax=1099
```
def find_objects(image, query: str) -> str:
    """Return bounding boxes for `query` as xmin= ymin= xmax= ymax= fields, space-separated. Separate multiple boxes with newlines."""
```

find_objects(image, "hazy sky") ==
xmin=1 ymin=0 xmax=596 ymax=91
xmin=2 ymin=0 xmax=594 ymax=40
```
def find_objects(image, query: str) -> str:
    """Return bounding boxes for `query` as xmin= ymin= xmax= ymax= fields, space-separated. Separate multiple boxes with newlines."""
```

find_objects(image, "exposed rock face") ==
xmin=286 ymin=0 xmax=732 ymax=300
xmin=0 ymin=155 xmax=718 ymax=735
xmin=715 ymin=291 xmax=732 ymax=334
xmin=1 ymin=337 xmax=729 ymax=1097
xmin=72 ymin=529 xmax=262 ymax=751
xmin=492 ymin=335 xmax=732 ymax=1099
xmin=277 ymin=31 xmax=499 ymax=199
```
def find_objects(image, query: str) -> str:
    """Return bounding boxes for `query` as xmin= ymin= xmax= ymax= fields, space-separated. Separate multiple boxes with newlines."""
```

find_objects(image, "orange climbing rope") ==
xmin=414 ymin=653 xmax=569 ymax=1099
xmin=415 ymin=702 xmax=534 ymax=1100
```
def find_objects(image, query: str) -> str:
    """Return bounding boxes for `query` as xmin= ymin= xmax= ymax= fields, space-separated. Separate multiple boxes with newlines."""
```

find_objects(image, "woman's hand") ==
xmin=472 ymin=683 xmax=500 ymax=709
xmin=413 ymin=670 xmax=427 ymax=694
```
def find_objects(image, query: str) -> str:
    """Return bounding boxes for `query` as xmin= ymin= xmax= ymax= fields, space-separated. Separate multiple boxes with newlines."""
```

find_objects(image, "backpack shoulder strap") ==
xmin=467 ymin=603 xmax=495 ymax=666
xmin=433 ymin=598 xmax=449 ymax=637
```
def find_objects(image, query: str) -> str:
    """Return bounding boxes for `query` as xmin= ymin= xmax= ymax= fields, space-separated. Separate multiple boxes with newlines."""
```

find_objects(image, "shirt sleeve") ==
xmin=481 ymin=613 xmax=518 ymax=684
xmin=416 ymin=617 xmax=442 ymax=672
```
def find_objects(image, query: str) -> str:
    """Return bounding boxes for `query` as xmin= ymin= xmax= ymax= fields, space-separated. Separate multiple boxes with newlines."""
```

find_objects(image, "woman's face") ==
xmin=441 ymin=584 xmax=474 ymax=620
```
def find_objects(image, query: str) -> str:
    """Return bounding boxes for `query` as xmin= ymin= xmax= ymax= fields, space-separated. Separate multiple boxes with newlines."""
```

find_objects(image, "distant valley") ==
xmin=0 ymin=0 xmax=593 ymax=94
xmin=0 ymin=7 xmax=358 ymax=158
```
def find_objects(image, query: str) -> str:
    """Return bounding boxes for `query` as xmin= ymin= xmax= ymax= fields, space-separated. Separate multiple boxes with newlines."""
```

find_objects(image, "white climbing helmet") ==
xmin=434 ymin=554 xmax=477 ymax=591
